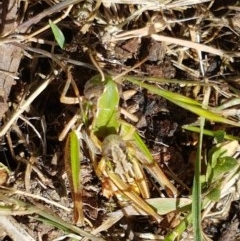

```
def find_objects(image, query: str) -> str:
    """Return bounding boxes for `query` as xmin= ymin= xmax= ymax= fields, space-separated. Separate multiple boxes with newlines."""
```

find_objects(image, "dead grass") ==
xmin=0 ymin=0 xmax=240 ymax=240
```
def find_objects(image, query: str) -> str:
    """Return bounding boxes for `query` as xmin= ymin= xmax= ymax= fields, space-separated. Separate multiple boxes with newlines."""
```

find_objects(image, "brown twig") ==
xmin=17 ymin=0 xmax=84 ymax=32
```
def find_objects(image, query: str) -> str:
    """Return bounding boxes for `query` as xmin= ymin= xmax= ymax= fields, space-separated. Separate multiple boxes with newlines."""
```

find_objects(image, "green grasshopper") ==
xmin=61 ymin=74 xmax=178 ymax=224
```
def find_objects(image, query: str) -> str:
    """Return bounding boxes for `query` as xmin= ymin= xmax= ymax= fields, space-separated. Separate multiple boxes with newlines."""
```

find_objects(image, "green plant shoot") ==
xmin=49 ymin=20 xmax=65 ymax=49
xmin=64 ymin=130 xmax=83 ymax=225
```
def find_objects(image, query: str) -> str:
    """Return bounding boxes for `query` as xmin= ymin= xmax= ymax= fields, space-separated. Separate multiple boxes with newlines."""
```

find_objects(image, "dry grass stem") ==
xmin=0 ymin=216 xmax=35 ymax=241
xmin=1 ymin=0 xmax=240 ymax=239
xmin=16 ymin=0 xmax=84 ymax=32
xmin=0 ymin=187 xmax=71 ymax=212
xmin=0 ymin=75 xmax=54 ymax=137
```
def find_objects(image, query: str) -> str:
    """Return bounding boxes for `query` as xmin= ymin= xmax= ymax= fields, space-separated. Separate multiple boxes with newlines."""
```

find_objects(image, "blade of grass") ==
xmin=0 ymin=195 xmax=104 ymax=241
xmin=125 ymin=75 xmax=215 ymax=87
xmin=126 ymin=77 xmax=240 ymax=127
xmin=35 ymin=205 xmax=105 ymax=241
xmin=126 ymin=77 xmax=201 ymax=106
xmin=192 ymin=84 xmax=211 ymax=241
xmin=164 ymin=212 xmax=192 ymax=241
xmin=65 ymin=130 xmax=84 ymax=225
xmin=49 ymin=20 xmax=65 ymax=49
xmin=182 ymin=125 xmax=240 ymax=141
xmin=192 ymin=116 xmax=203 ymax=241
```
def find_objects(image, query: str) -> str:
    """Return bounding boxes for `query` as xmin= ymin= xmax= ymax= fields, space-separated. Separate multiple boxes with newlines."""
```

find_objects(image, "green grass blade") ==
xmin=125 ymin=75 xmax=215 ymax=87
xmin=192 ymin=117 xmax=203 ymax=241
xmin=49 ymin=20 xmax=65 ymax=49
xmin=35 ymin=207 xmax=105 ymax=241
xmin=126 ymin=78 xmax=240 ymax=127
xmin=164 ymin=213 xmax=192 ymax=241
xmin=127 ymin=77 xmax=201 ymax=106
xmin=182 ymin=125 xmax=240 ymax=141
xmin=70 ymin=131 xmax=80 ymax=194
xmin=172 ymin=100 xmax=240 ymax=126
xmin=0 ymin=194 xmax=104 ymax=241
xmin=192 ymin=83 xmax=209 ymax=241
xmin=65 ymin=131 xmax=84 ymax=225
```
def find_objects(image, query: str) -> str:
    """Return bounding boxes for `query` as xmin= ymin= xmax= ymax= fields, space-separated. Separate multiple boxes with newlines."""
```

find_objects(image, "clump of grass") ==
xmin=1 ymin=0 xmax=240 ymax=240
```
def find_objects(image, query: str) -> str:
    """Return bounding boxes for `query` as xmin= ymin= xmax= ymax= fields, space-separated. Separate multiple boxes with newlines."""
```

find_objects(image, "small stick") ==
xmin=17 ymin=0 xmax=84 ymax=32
xmin=0 ymin=75 xmax=54 ymax=137
xmin=88 ymin=51 xmax=105 ymax=82
xmin=151 ymin=34 xmax=227 ymax=57
xmin=11 ymin=43 xmax=66 ymax=70
xmin=0 ymin=186 xmax=71 ymax=211
xmin=23 ymin=5 xmax=73 ymax=40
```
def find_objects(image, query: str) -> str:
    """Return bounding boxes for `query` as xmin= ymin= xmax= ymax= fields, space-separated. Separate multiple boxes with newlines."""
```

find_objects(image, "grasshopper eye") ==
xmin=102 ymin=147 xmax=113 ymax=160
xmin=119 ymin=141 xmax=126 ymax=153
xmin=84 ymin=77 xmax=104 ymax=102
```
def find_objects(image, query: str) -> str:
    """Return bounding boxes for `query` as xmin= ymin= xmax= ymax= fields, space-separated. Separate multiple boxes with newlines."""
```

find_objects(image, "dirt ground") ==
xmin=0 ymin=0 xmax=240 ymax=240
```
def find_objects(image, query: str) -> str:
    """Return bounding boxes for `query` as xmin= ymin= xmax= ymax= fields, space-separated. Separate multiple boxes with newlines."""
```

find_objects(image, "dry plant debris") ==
xmin=0 ymin=0 xmax=240 ymax=240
